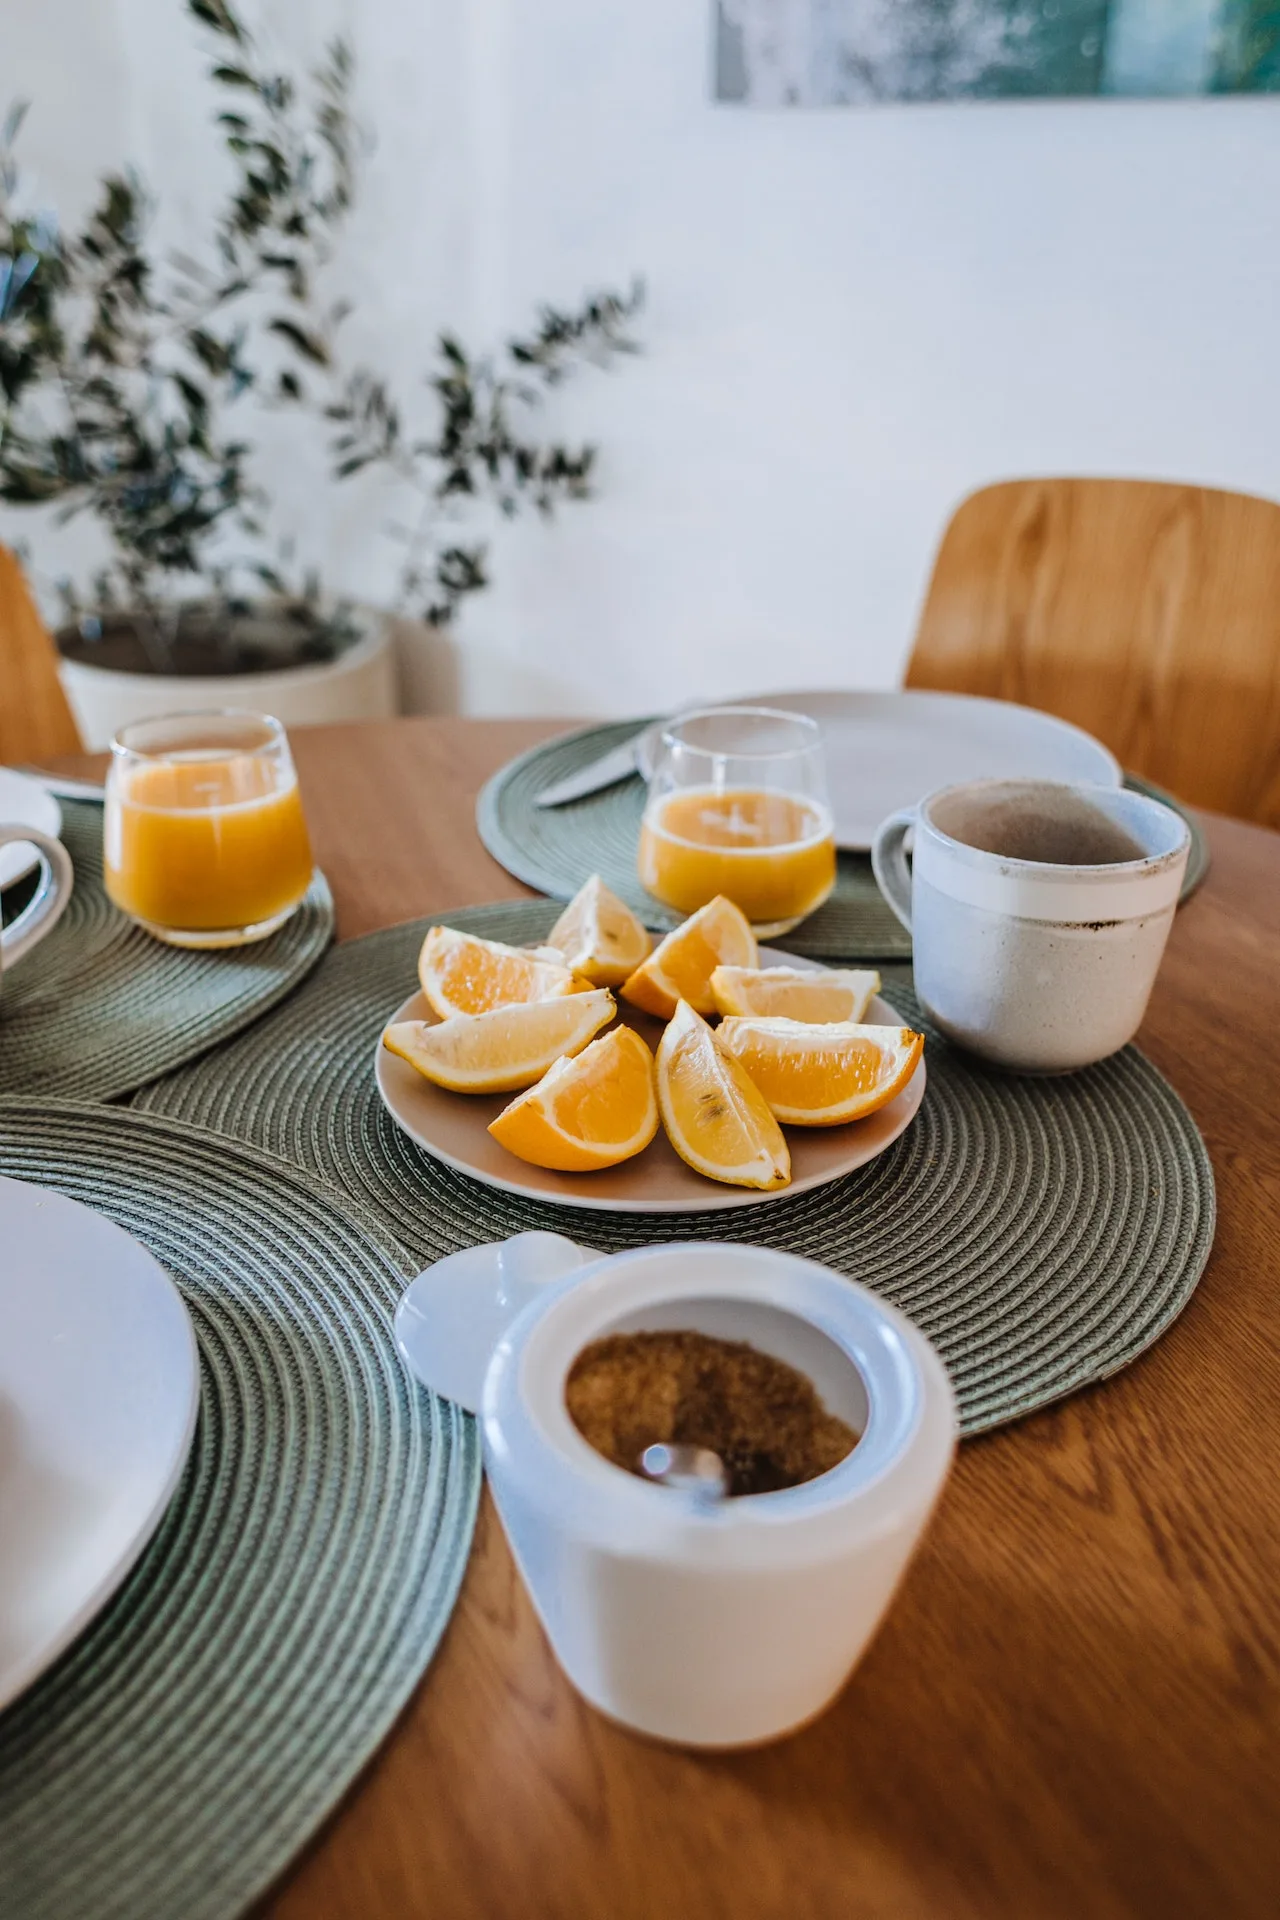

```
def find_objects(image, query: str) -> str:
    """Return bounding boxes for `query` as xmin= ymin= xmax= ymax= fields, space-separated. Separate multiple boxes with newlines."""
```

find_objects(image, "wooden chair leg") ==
xmin=0 ymin=547 xmax=84 ymax=764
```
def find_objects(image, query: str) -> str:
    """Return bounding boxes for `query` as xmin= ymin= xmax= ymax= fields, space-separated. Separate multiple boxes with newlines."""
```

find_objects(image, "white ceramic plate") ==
xmin=374 ymin=950 xmax=926 ymax=1215
xmin=0 ymin=768 xmax=64 ymax=891
xmin=0 ymin=1175 xmax=199 ymax=1711
xmin=637 ymin=690 xmax=1121 ymax=851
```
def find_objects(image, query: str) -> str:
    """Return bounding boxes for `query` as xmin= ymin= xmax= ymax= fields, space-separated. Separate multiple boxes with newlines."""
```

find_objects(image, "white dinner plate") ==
xmin=0 ymin=768 xmax=64 ymax=891
xmin=375 ymin=950 xmax=926 ymax=1215
xmin=637 ymin=690 xmax=1121 ymax=851
xmin=0 ymin=1175 xmax=199 ymax=1711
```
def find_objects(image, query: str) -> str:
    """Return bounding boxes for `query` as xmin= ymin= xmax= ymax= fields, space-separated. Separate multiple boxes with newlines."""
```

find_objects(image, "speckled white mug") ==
xmin=872 ymin=780 xmax=1190 ymax=1073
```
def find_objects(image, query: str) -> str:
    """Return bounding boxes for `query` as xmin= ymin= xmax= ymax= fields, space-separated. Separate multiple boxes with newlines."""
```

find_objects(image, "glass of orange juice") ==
xmin=103 ymin=710 xmax=315 ymax=947
xmin=637 ymin=706 xmax=836 ymax=938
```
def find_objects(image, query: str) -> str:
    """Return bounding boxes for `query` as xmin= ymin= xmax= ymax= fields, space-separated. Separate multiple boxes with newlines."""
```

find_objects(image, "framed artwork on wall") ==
xmin=714 ymin=1 xmax=1280 ymax=104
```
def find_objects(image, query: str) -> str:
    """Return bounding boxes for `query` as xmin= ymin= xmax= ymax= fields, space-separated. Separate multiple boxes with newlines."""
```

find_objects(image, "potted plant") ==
xmin=0 ymin=0 xmax=640 ymax=746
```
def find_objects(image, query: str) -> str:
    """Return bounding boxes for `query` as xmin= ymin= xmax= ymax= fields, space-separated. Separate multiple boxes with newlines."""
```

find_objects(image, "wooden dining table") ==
xmin=63 ymin=715 xmax=1280 ymax=1919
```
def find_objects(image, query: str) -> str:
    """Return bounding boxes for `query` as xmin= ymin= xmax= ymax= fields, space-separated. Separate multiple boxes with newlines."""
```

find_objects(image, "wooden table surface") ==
xmin=74 ymin=718 xmax=1280 ymax=1920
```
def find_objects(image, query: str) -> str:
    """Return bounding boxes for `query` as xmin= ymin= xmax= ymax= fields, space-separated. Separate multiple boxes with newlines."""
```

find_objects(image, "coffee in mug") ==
xmin=872 ymin=780 xmax=1190 ymax=1073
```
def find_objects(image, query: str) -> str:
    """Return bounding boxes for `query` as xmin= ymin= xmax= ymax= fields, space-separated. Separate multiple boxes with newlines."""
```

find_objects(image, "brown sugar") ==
xmin=565 ymin=1329 xmax=859 ymax=1497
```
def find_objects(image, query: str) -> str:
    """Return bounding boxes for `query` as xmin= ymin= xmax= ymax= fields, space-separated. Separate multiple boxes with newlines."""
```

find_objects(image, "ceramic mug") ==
xmin=0 ymin=827 xmax=74 ymax=997
xmin=871 ymin=779 xmax=1190 ymax=1073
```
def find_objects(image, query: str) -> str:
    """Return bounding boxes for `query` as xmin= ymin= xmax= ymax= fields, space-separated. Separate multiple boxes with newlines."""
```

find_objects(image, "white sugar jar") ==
xmin=481 ymin=1240 xmax=956 ymax=1748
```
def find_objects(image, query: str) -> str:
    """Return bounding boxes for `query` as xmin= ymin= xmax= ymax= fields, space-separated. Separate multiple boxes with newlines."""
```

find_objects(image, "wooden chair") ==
xmin=907 ymin=479 xmax=1280 ymax=828
xmin=0 ymin=546 xmax=83 ymax=764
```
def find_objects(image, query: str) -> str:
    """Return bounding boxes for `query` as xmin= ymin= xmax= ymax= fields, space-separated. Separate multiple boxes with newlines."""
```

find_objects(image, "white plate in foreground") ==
xmin=374 ymin=953 xmax=926 ymax=1215
xmin=0 ymin=767 xmax=63 ymax=891
xmin=636 ymin=690 xmax=1122 ymax=851
xmin=0 ymin=1175 xmax=199 ymax=1711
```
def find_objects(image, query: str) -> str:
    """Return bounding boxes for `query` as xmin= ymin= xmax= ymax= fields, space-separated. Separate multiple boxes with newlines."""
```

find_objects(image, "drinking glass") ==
xmin=103 ymin=710 xmax=315 ymax=947
xmin=638 ymin=706 xmax=836 ymax=937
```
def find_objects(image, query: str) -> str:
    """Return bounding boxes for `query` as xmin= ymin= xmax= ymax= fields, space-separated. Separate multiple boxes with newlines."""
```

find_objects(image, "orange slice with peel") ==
xmin=621 ymin=895 xmax=757 ymax=1020
xmin=655 ymin=1000 xmax=790 ymax=1190
xmin=488 ymin=1026 xmax=658 ymax=1171
xmin=418 ymin=925 xmax=581 ymax=1019
xmin=383 ymin=990 xmax=615 ymax=1094
xmin=715 ymin=1017 xmax=923 ymax=1127
xmin=710 ymin=964 xmax=881 ymax=1025
xmin=546 ymin=875 xmax=652 ymax=988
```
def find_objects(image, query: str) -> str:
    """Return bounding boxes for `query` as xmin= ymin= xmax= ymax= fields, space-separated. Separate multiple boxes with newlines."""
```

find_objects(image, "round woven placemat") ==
xmin=135 ymin=900 xmax=1216 ymax=1437
xmin=0 ymin=802 xmax=333 ymax=1101
xmin=476 ymin=720 xmax=1210 ymax=963
xmin=0 ymin=1102 xmax=479 ymax=1920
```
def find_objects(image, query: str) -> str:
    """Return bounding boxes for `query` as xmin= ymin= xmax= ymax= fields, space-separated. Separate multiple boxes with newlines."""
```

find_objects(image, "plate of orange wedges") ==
xmin=376 ymin=876 xmax=926 ymax=1213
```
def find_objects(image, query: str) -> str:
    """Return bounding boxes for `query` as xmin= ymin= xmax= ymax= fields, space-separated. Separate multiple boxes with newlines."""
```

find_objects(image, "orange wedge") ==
xmin=655 ymin=1001 xmax=790 ymax=1190
xmin=621 ymin=896 xmax=757 ymax=1020
xmin=418 ymin=925 xmax=581 ymax=1019
xmin=383 ymin=990 xmax=615 ymax=1094
xmin=715 ymin=1018 xmax=922 ymax=1127
xmin=546 ymin=875 xmax=652 ymax=988
xmin=489 ymin=1027 xmax=658 ymax=1171
xmin=710 ymin=964 xmax=881 ymax=1025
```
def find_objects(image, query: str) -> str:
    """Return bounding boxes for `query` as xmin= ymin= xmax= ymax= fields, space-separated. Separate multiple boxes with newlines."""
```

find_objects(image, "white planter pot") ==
xmin=388 ymin=613 xmax=460 ymax=715
xmin=59 ymin=612 xmax=397 ymax=750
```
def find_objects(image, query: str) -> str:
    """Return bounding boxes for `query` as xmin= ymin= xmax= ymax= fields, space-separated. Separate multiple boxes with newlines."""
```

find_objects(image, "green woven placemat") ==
xmin=0 ymin=1101 xmax=479 ymax=1920
xmin=476 ymin=720 xmax=1210 ymax=962
xmin=135 ymin=900 xmax=1216 ymax=1437
xmin=0 ymin=802 xmax=333 ymax=1101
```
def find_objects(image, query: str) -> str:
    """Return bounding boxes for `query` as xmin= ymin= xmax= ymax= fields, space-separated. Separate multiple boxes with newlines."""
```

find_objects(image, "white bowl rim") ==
xmin=482 ymin=1243 xmax=957 ymax=1553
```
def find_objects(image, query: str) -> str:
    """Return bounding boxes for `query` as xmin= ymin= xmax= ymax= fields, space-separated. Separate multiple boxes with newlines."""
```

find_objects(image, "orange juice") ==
xmin=638 ymin=787 xmax=836 ymax=926
xmin=104 ymin=754 xmax=314 ymax=933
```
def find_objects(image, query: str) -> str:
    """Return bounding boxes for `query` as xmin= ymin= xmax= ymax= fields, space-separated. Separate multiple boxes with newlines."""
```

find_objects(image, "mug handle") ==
xmin=0 ymin=827 xmax=74 ymax=967
xmin=871 ymin=808 xmax=916 ymax=932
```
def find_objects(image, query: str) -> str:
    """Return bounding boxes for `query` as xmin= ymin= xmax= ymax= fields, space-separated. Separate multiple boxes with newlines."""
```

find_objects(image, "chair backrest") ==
xmin=0 ymin=546 xmax=84 ymax=764
xmin=907 ymin=478 xmax=1280 ymax=827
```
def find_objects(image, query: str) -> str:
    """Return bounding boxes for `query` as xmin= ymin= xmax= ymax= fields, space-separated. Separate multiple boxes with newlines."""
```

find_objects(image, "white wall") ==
xmin=5 ymin=0 xmax=1280 ymax=716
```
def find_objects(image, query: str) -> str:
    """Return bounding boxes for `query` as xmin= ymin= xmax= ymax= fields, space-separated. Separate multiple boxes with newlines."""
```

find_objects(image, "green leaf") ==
xmin=2 ymin=100 xmax=29 ymax=148
xmin=253 ymin=143 xmax=288 ymax=185
xmin=211 ymin=65 xmax=257 ymax=89
xmin=0 ymin=249 xmax=39 ymax=318
xmin=173 ymin=373 xmax=208 ymax=416
xmin=188 ymin=0 xmax=246 ymax=43
xmin=188 ymin=327 xmax=232 ymax=374
xmin=268 ymin=317 xmax=330 ymax=365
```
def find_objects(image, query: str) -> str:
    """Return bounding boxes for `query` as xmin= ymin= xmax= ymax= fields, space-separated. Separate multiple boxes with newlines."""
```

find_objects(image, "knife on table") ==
xmin=533 ymin=731 xmax=650 ymax=808
xmin=532 ymin=716 xmax=675 ymax=808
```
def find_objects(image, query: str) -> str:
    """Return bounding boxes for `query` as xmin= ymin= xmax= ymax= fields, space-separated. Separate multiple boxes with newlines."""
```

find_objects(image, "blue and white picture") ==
xmin=714 ymin=1 xmax=1280 ymax=102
